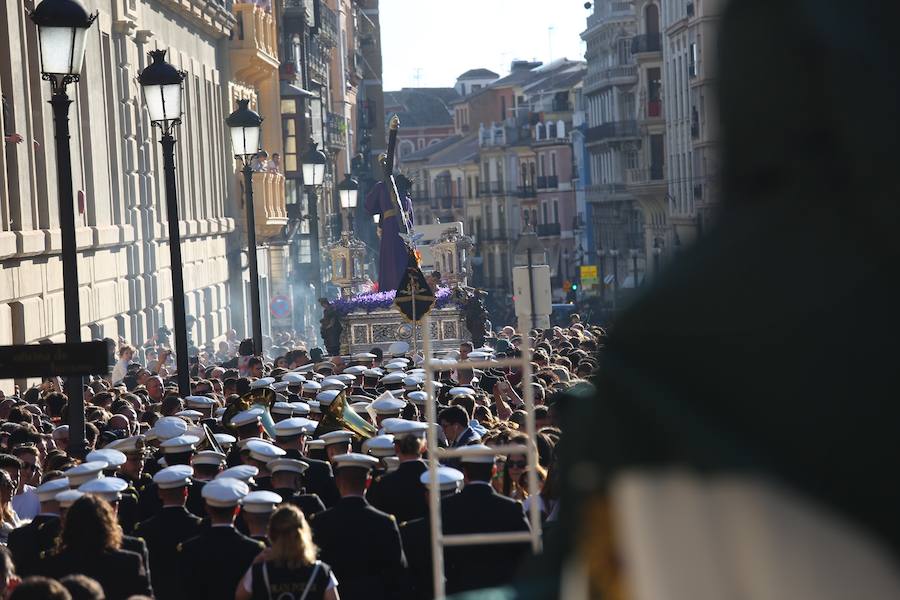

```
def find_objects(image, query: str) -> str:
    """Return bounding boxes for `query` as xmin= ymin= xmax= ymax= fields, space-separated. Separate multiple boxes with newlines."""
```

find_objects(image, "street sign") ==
xmin=580 ymin=265 xmax=599 ymax=288
xmin=270 ymin=295 xmax=291 ymax=319
xmin=0 ymin=341 xmax=110 ymax=378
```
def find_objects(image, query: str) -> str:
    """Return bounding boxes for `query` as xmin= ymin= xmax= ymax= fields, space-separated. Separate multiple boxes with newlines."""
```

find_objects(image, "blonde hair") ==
xmin=268 ymin=505 xmax=317 ymax=567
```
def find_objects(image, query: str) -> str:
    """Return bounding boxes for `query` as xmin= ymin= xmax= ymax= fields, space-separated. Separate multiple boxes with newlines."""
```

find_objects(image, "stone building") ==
xmin=662 ymin=0 xmax=723 ymax=245
xmin=0 ymin=0 xmax=237 ymax=352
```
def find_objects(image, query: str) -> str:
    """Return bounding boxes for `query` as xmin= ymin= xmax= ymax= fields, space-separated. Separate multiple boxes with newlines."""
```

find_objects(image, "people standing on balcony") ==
xmin=269 ymin=153 xmax=282 ymax=174
xmin=251 ymin=151 xmax=270 ymax=172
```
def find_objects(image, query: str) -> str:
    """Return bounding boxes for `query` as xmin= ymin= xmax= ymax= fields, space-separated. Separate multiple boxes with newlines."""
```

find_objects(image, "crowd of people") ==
xmin=0 ymin=317 xmax=604 ymax=600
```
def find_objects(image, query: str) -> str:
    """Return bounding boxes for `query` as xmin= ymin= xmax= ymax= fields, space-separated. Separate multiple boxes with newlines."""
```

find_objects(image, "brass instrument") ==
xmin=221 ymin=387 xmax=278 ymax=438
xmin=314 ymin=390 xmax=377 ymax=441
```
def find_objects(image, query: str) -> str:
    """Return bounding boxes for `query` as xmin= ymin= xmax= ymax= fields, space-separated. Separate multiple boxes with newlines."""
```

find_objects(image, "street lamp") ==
xmin=226 ymin=99 xmax=264 ymax=355
xmin=337 ymin=173 xmax=359 ymax=231
xmin=301 ymin=140 xmax=327 ymax=302
xmin=30 ymin=0 xmax=97 ymax=459
xmin=139 ymin=49 xmax=190 ymax=397
xmin=301 ymin=141 xmax=327 ymax=187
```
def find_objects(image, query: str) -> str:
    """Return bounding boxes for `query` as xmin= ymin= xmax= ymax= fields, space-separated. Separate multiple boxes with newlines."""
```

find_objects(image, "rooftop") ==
xmin=383 ymin=88 xmax=460 ymax=128
xmin=457 ymin=68 xmax=500 ymax=80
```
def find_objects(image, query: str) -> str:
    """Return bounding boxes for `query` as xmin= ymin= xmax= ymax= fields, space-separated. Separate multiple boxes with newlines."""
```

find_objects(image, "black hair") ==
xmin=8 ymin=576 xmax=71 ymax=600
xmin=462 ymin=462 xmax=493 ymax=483
xmin=237 ymin=339 xmax=255 ymax=357
xmin=438 ymin=406 xmax=469 ymax=427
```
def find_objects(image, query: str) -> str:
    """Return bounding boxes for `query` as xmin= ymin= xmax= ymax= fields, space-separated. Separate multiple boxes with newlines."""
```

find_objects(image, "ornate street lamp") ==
xmin=138 ymin=49 xmax=190 ymax=397
xmin=301 ymin=141 xmax=327 ymax=187
xmin=337 ymin=174 xmax=358 ymax=232
xmin=226 ymin=99 xmax=265 ymax=355
xmin=30 ymin=0 xmax=97 ymax=459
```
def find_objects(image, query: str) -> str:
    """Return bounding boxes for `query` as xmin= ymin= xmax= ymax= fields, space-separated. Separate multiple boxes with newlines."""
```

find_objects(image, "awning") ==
xmin=280 ymin=80 xmax=316 ymax=98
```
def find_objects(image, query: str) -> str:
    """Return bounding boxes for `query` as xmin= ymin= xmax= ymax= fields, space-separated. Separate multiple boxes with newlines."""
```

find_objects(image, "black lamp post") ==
xmin=138 ymin=49 xmax=190 ymax=397
xmin=226 ymin=99 xmax=264 ymax=355
xmin=337 ymin=174 xmax=359 ymax=232
xmin=301 ymin=141 xmax=327 ymax=299
xmin=30 ymin=0 xmax=97 ymax=459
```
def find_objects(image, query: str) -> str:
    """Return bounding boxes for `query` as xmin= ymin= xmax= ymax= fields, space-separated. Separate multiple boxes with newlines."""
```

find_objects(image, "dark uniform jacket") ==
xmin=273 ymin=487 xmax=326 ymax=520
xmin=43 ymin=548 xmax=153 ymax=600
xmin=284 ymin=450 xmax=340 ymax=508
xmin=311 ymin=496 xmax=407 ymax=600
xmin=399 ymin=516 xmax=433 ymax=600
xmin=7 ymin=514 xmax=60 ymax=577
xmin=121 ymin=534 xmax=153 ymax=592
xmin=366 ymin=459 xmax=428 ymax=523
xmin=134 ymin=506 xmax=203 ymax=600
xmin=177 ymin=525 xmax=265 ymax=600
xmin=440 ymin=482 xmax=531 ymax=594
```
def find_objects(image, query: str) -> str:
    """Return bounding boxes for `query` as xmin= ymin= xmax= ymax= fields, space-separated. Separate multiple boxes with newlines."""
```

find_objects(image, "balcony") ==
xmin=477 ymin=229 xmax=511 ymax=242
xmin=585 ymin=120 xmax=639 ymax=144
xmin=326 ymin=113 xmax=347 ymax=149
xmin=537 ymin=223 xmax=561 ymax=237
xmin=586 ymin=182 xmax=629 ymax=202
xmin=230 ymin=2 xmax=279 ymax=82
xmin=307 ymin=37 xmax=329 ymax=84
xmin=536 ymin=175 xmax=559 ymax=189
xmin=626 ymin=165 xmax=666 ymax=186
xmin=317 ymin=3 xmax=338 ymax=47
xmin=249 ymin=171 xmax=288 ymax=238
xmin=477 ymin=181 xmax=505 ymax=196
xmin=586 ymin=1 xmax=633 ymax=30
xmin=583 ymin=64 xmax=638 ymax=92
xmin=516 ymin=186 xmax=537 ymax=198
xmin=631 ymin=33 xmax=662 ymax=55
xmin=646 ymin=99 xmax=662 ymax=118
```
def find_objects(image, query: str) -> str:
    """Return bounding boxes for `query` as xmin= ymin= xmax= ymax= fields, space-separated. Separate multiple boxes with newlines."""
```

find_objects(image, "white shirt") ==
xmin=12 ymin=486 xmax=39 ymax=521
xmin=110 ymin=358 xmax=130 ymax=384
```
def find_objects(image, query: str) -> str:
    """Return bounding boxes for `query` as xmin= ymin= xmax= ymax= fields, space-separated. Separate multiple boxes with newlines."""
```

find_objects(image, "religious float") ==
xmin=320 ymin=116 xmax=488 ymax=356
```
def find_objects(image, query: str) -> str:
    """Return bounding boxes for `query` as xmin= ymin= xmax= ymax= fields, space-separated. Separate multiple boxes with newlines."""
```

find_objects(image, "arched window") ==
xmin=557 ymin=119 xmax=566 ymax=138
xmin=399 ymin=140 xmax=415 ymax=157
xmin=645 ymin=3 xmax=660 ymax=35
xmin=535 ymin=122 xmax=543 ymax=140
xmin=546 ymin=121 xmax=556 ymax=138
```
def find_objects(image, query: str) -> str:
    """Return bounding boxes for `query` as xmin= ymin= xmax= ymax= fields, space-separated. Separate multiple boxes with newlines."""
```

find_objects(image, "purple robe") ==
xmin=365 ymin=180 xmax=414 ymax=293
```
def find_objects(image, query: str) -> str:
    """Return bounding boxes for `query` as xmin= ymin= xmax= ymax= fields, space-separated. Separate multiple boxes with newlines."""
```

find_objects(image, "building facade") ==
xmin=662 ymin=0 xmax=723 ymax=245
xmin=1 ymin=0 xmax=237 ymax=352
xmin=399 ymin=60 xmax=585 ymax=321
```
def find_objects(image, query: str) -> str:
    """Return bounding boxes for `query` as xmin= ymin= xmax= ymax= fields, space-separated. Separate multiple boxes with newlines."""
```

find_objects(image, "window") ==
xmin=553 ymin=201 xmax=559 ymax=224
xmin=500 ymin=96 xmax=506 ymax=121
xmin=542 ymin=203 xmax=548 ymax=224
xmin=283 ymin=118 xmax=298 ymax=172
xmin=551 ymin=153 xmax=557 ymax=176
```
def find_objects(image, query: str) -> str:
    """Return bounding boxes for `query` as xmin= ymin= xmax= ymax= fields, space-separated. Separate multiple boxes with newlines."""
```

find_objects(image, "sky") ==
xmin=379 ymin=0 xmax=589 ymax=90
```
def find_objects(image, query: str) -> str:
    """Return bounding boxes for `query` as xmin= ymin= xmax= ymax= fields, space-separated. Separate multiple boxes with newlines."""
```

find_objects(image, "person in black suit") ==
xmin=269 ymin=458 xmax=326 ymax=519
xmin=42 ymin=495 xmax=153 ymax=600
xmin=441 ymin=445 xmax=532 ymax=595
xmin=367 ymin=420 xmax=429 ymax=523
xmin=311 ymin=453 xmax=407 ymax=600
xmin=7 ymin=478 xmax=68 ymax=577
xmin=439 ymin=406 xmax=481 ymax=448
xmin=399 ymin=466 xmax=465 ymax=600
xmin=133 ymin=465 xmax=202 ymax=600
xmin=176 ymin=477 xmax=265 ymax=600
xmin=272 ymin=418 xmax=340 ymax=507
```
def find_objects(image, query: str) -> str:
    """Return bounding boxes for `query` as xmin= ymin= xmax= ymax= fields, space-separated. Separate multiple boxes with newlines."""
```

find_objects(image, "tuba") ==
xmin=315 ymin=390 xmax=377 ymax=441
xmin=222 ymin=387 xmax=278 ymax=438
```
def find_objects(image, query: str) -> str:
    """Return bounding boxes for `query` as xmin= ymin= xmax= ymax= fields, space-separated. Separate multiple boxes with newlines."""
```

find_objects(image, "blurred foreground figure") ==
xmin=512 ymin=0 xmax=900 ymax=598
